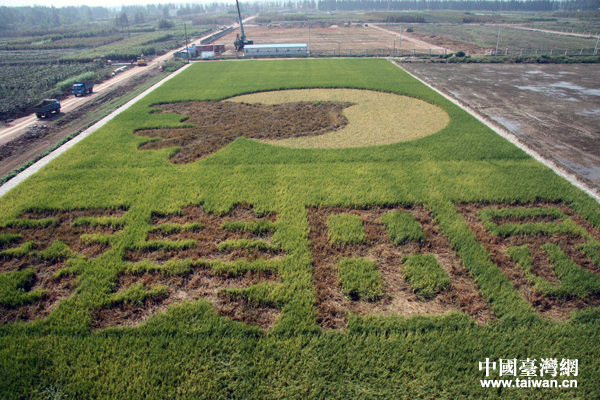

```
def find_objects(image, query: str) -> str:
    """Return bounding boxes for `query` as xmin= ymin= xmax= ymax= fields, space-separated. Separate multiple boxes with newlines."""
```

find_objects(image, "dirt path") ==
xmin=512 ymin=26 xmax=600 ymax=39
xmin=371 ymin=25 xmax=446 ymax=51
xmin=0 ymin=63 xmax=192 ymax=198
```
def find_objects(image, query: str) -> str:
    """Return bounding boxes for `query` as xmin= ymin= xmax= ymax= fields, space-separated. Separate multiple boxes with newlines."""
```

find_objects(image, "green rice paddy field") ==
xmin=1 ymin=59 xmax=600 ymax=398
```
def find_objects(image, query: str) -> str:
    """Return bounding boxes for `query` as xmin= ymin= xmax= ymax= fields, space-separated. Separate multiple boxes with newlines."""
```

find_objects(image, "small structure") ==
xmin=201 ymin=51 xmax=216 ymax=59
xmin=244 ymin=44 xmax=308 ymax=57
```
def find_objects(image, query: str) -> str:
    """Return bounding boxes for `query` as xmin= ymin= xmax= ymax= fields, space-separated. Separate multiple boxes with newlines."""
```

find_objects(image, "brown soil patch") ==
xmin=404 ymin=32 xmax=487 ymax=55
xmin=1 ymin=208 xmax=126 ymax=273
xmin=0 ymin=261 xmax=76 ymax=325
xmin=0 ymin=208 xmax=123 ymax=324
xmin=91 ymin=267 xmax=280 ymax=330
xmin=228 ymin=89 xmax=450 ymax=149
xmin=125 ymin=204 xmax=280 ymax=264
xmin=308 ymin=205 xmax=494 ymax=330
xmin=135 ymin=101 xmax=351 ymax=163
xmin=456 ymin=201 xmax=600 ymax=320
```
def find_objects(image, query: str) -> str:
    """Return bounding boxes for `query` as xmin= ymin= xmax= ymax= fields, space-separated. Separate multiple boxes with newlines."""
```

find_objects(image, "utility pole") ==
xmin=398 ymin=25 xmax=402 ymax=56
xmin=595 ymin=33 xmax=600 ymax=56
xmin=184 ymin=23 xmax=189 ymax=64
xmin=495 ymin=27 xmax=501 ymax=56
xmin=308 ymin=25 xmax=311 ymax=55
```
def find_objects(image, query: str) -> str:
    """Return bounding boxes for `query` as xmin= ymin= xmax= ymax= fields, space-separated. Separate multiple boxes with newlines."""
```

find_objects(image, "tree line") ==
xmin=318 ymin=0 xmax=600 ymax=12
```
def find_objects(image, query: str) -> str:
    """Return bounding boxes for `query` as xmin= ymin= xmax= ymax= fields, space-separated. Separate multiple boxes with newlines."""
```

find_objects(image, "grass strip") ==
xmin=337 ymin=257 xmax=384 ymax=301
xmin=402 ymin=254 xmax=450 ymax=298
xmin=506 ymin=245 xmax=556 ymax=294
xmin=104 ymin=282 xmax=168 ymax=307
xmin=381 ymin=210 xmax=426 ymax=245
xmin=0 ymin=269 xmax=45 ymax=307
xmin=327 ymin=214 xmax=366 ymax=245
xmin=72 ymin=216 xmax=126 ymax=229
xmin=218 ymin=239 xmax=279 ymax=253
xmin=478 ymin=207 xmax=587 ymax=237
xmin=150 ymin=222 xmax=204 ymax=235
xmin=543 ymin=243 xmax=600 ymax=298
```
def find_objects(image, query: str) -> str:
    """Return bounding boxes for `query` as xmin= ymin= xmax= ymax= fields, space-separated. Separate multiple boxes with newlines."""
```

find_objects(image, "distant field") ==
xmin=387 ymin=23 xmax=599 ymax=52
xmin=1 ymin=59 xmax=600 ymax=398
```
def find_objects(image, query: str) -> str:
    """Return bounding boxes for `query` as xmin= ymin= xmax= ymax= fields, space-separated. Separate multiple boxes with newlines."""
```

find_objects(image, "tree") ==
xmin=159 ymin=19 xmax=174 ymax=29
xmin=163 ymin=6 xmax=170 ymax=19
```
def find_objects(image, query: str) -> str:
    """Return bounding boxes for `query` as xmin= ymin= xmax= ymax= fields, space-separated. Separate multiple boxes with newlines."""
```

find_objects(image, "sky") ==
xmin=0 ymin=0 xmax=217 ymax=8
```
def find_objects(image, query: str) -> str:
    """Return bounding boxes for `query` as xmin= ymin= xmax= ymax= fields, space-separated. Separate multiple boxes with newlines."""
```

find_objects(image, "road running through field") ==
xmin=370 ymin=25 xmax=447 ymax=51
xmin=512 ymin=25 xmax=600 ymax=39
xmin=0 ymin=16 xmax=256 ymax=146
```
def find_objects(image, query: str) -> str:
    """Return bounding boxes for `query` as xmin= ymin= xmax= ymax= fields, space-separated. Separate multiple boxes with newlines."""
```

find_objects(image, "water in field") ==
xmin=558 ymin=158 xmax=600 ymax=181
xmin=515 ymin=80 xmax=600 ymax=99
xmin=490 ymin=115 xmax=521 ymax=135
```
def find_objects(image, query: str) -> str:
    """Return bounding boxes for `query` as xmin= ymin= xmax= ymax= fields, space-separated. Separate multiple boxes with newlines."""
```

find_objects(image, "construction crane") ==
xmin=234 ymin=0 xmax=253 ymax=51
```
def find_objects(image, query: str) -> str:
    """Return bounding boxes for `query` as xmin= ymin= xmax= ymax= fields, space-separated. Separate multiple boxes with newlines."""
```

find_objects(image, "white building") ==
xmin=244 ymin=44 xmax=308 ymax=57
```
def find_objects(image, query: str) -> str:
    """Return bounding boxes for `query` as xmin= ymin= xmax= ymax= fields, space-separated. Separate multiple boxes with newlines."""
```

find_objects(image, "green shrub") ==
xmin=402 ymin=254 xmax=450 ymax=298
xmin=381 ymin=211 xmax=425 ymax=244
xmin=327 ymin=214 xmax=366 ymax=245
xmin=337 ymin=257 xmax=384 ymax=300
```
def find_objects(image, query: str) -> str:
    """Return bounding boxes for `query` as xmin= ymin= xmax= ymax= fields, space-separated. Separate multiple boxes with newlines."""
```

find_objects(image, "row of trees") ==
xmin=318 ymin=0 xmax=600 ymax=12
xmin=1 ymin=0 xmax=599 ymax=32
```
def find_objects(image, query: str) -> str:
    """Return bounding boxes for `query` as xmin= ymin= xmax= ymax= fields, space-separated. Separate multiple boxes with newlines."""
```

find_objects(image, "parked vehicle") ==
xmin=72 ymin=80 xmax=94 ymax=96
xmin=31 ymin=99 xmax=60 ymax=118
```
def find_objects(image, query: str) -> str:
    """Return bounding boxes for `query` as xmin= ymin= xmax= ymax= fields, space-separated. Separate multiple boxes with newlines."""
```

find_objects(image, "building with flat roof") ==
xmin=243 ymin=44 xmax=308 ymax=57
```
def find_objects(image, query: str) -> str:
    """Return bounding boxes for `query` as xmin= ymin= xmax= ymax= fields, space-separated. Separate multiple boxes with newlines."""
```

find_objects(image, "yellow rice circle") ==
xmin=226 ymin=89 xmax=450 ymax=149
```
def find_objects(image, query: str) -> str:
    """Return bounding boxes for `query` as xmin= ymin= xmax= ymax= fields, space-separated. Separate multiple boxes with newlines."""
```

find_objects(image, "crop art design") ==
xmin=135 ymin=100 xmax=352 ymax=163
xmin=458 ymin=202 xmax=600 ymax=320
xmin=308 ymin=206 xmax=493 ymax=330
xmin=0 ymin=208 xmax=126 ymax=324
xmin=135 ymin=89 xmax=451 ymax=163
xmin=96 ymin=205 xmax=282 ymax=329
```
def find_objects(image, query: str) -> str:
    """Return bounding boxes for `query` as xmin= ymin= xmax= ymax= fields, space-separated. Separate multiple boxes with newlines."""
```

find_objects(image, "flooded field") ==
xmin=402 ymin=63 xmax=600 ymax=195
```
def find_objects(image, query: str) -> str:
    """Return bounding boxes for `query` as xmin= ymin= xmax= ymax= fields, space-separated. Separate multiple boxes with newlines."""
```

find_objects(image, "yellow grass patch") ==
xmin=226 ymin=89 xmax=450 ymax=149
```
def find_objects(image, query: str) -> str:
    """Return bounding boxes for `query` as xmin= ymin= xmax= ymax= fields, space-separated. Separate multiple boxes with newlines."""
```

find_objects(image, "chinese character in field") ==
xmin=539 ymin=358 xmax=558 ymax=377
xmin=499 ymin=359 xmax=517 ymax=376
xmin=479 ymin=358 xmax=497 ymax=377
xmin=560 ymin=359 xmax=578 ymax=377
xmin=519 ymin=358 xmax=538 ymax=377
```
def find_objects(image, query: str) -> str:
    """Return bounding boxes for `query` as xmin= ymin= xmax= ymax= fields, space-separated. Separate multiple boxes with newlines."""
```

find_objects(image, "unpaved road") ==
xmin=401 ymin=63 xmax=600 ymax=197
xmin=0 ymin=19 xmax=255 ymax=178
xmin=512 ymin=26 xmax=600 ymax=39
xmin=371 ymin=25 xmax=445 ymax=51
xmin=0 ymin=18 xmax=255 ymax=147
